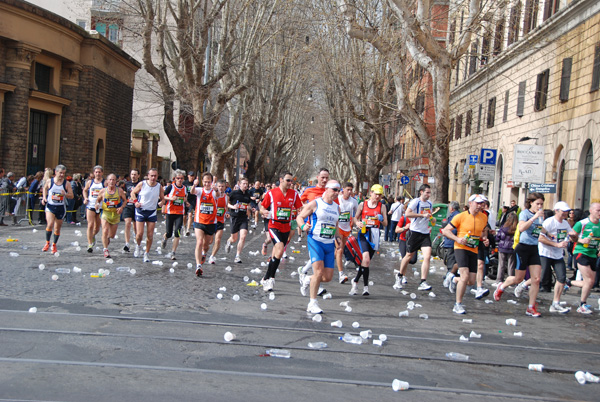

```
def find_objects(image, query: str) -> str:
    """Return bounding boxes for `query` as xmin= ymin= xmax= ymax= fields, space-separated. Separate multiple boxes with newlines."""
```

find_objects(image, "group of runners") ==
xmin=36 ymin=164 xmax=598 ymax=316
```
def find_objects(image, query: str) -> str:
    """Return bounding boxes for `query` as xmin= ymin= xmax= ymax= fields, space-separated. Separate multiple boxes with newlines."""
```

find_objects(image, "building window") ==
xmin=580 ymin=144 xmax=593 ymax=210
xmin=481 ymin=28 xmax=491 ymax=66
xmin=415 ymin=91 xmax=425 ymax=115
xmin=34 ymin=63 xmax=52 ymax=93
xmin=449 ymin=20 xmax=456 ymax=45
xmin=77 ymin=19 xmax=87 ymax=29
xmin=493 ymin=19 xmax=505 ymax=56
xmin=503 ymin=90 xmax=510 ymax=122
xmin=508 ymin=1 xmax=522 ymax=46
xmin=477 ymin=104 xmax=482 ymax=132
xmin=469 ymin=41 xmax=479 ymax=76
xmin=523 ymin=0 xmax=539 ymax=35
xmin=108 ymin=24 xmax=119 ymax=43
xmin=557 ymin=159 xmax=566 ymax=201
xmin=455 ymin=60 xmax=460 ymax=86
xmin=517 ymin=81 xmax=526 ymax=117
xmin=559 ymin=57 xmax=572 ymax=102
xmin=465 ymin=110 xmax=472 ymax=137
xmin=449 ymin=118 xmax=455 ymax=140
xmin=487 ymin=97 xmax=496 ymax=128
xmin=95 ymin=22 xmax=106 ymax=36
xmin=455 ymin=114 xmax=463 ymax=140
xmin=591 ymin=43 xmax=600 ymax=92
xmin=535 ymin=69 xmax=550 ymax=111
xmin=543 ymin=0 xmax=560 ymax=22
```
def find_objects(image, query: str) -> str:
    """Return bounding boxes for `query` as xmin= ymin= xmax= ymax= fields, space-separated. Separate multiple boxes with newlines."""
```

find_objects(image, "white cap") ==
xmin=554 ymin=201 xmax=571 ymax=211
xmin=468 ymin=194 xmax=488 ymax=203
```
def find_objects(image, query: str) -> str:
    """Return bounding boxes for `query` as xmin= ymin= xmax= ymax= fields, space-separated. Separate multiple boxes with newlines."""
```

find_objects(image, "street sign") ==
xmin=528 ymin=183 xmax=557 ymax=193
xmin=400 ymin=175 xmax=410 ymax=185
xmin=513 ymin=144 xmax=545 ymax=183
xmin=477 ymin=164 xmax=495 ymax=181
xmin=469 ymin=155 xmax=478 ymax=169
xmin=412 ymin=174 xmax=421 ymax=181
xmin=479 ymin=148 xmax=497 ymax=165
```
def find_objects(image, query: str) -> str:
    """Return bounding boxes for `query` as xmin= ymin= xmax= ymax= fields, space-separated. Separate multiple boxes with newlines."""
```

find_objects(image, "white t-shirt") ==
xmin=407 ymin=197 xmax=433 ymax=234
xmin=337 ymin=194 xmax=358 ymax=232
xmin=538 ymin=217 xmax=572 ymax=260
xmin=390 ymin=202 xmax=404 ymax=221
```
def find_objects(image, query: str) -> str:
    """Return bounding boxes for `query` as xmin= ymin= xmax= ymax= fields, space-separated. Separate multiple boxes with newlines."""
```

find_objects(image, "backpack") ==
xmin=344 ymin=236 xmax=363 ymax=267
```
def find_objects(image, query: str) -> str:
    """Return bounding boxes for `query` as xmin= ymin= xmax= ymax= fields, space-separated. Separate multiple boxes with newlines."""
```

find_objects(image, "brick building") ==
xmin=0 ymin=0 xmax=140 ymax=177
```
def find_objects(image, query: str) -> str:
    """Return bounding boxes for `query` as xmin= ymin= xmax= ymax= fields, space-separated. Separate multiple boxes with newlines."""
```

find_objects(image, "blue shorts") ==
xmin=135 ymin=208 xmax=157 ymax=223
xmin=307 ymin=236 xmax=336 ymax=268
xmin=45 ymin=204 xmax=66 ymax=220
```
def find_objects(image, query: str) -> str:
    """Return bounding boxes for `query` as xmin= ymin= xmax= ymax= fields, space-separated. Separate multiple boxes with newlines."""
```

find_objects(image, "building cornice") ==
xmin=0 ymin=83 xmax=17 ymax=93
xmin=29 ymin=90 xmax=72 ymax=107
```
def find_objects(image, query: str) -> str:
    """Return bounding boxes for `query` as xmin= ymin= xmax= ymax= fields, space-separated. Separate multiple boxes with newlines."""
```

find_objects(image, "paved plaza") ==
xmin=0 ymin=219 xmax=599 ymax=401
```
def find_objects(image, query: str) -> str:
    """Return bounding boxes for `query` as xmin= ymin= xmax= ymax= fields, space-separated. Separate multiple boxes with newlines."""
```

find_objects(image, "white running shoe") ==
xmin=417 ymin=281 xmax=432 ymax=291
xmin=443 ymin=272 xmax=454 ymax=288
xmin=208 ymin=255 xmax=216 ymax=264
xmin=362 ymin=286 xmax=369 ymax=296
xmin=300 ymin=276 xmax=310 ymax=297
xmin=339 ymin=272 xmax=348 ymax=284
xmin=282 ymin=252 xmax=287 ymax=259
xmin=234 ymin=255 xmax=242 ymax=263
xmin=475 ymin=288 xmax=490 ymax=299
xmin=393 ymin=276 xmax=403 ymax=290
xmin=307 ymin=300 xmax=323 ymax=314
xmin=514 ymin=281 xmax=526 ymax=298
xmin=134 ymin=245 xmax=140 ymax=258
xmin=349 ymin=281 xmax=358 ymax=295
xmin=453 ymin=303 xmax=466 ymax=314
xmin=225 ymin=241 xmax=232 ymax=253
xmin=143 ymin=252 xmax=150 ymax=263
xmin=402 ymin=276 xmax=407 ymax=285
xmin=317 ymin=287 xmax=327 ymax=296
xmin=549 ymin=303 xmax=571 ymax=314
xmin=298 ymin=267 xmax=305 ymax=284
xmin=170 ymin=252 xmax=176 ymax=261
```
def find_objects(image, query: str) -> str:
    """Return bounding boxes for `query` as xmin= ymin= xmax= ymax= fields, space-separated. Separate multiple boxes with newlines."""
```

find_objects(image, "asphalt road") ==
xmin=0 ymin=218 xmax=599 ymax=402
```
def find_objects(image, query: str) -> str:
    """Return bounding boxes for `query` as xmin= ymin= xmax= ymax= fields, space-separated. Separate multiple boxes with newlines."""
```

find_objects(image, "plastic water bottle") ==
xmin=340 ymin=333 xmax=363 ymax=344
xmin=446 ymin=352 xmax=469 ymax=361
xmin=584 ymin=371 xmax=600 ymax=383
xmin=266 ymin=349 xmax=290 ymax=358
xmin=55 ymin=268 xmax=70 ymax=274
xmin=307 ymin=342 xmax=328 ymax=349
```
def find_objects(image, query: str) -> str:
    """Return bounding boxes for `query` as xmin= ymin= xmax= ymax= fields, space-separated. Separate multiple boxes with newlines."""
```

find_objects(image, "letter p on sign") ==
xmin=480 ymin=149 xmax=497 ymax=165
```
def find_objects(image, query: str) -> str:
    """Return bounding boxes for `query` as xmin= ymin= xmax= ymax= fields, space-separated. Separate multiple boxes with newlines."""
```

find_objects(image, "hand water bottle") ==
xmin=446 ymin=352 xmax=469 ymax=361
xmin=340 ymin=333 xmax=363 ymax=344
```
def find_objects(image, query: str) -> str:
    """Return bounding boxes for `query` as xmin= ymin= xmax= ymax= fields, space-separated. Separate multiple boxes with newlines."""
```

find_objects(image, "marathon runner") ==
xmin=122 ymin=169 xmax=140 ymax=252
xmin=183 ymin=171 xmax=196 ymax=237
xmin=95 ymin=173 xmax=127 ymax=259
xmin=82 ymin=165 xmax=104 ymax=253
xmin=250 ymin=181 xmax=263 ymax=228
xmin=41 ymin=165 xmax=73 ymax=254
xmin=207 ymin=179 xmax=230 ymax=264
xmin=190 ymin=172 xmax=218 ymax=276
xmin=335 ymin=182 xmax=358 ymax=284
xmin=160 ymin=170 xmax=188 ymax=260
xmin=225 ymin=178 xmax=252 ymax=264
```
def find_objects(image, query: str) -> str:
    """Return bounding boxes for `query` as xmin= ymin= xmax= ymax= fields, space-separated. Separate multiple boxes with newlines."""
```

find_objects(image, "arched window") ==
xmin=581 ymin=145 xmax=593 ymax=210
xmin=95 ymin=138 xmax=105 ymax=166
xmin=557 ymin=159 xmax=565 ymax=201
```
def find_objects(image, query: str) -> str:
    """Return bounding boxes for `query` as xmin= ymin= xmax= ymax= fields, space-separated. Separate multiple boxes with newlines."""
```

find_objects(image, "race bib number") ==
xmin=531 ymin=223 xmax=542 ymax=238
xmin=339 ymin=211 xmax=351 ymax=223
xmin=556 ymin=229 xmax=567 ymax=243
xmin=174 ymin=197 xmax=184 ymax=206
xmin=91 ymin=189 xmax=101 ymax=197
xmin=217 ymin=207 xmax=225 ymax=217
xmin=200 ymin=203 xmax=214 ymax=214
xmin=105 ymin=198 xmax=119 ymax=208
xmin=320 ymin=223 xmax=336 ymax=239
xmin=588 ymin=237 xmax=600 ymax=250
xmin=365 ymin=216 xmax=378 ymax=228
xmin=466 ymin=235 xmax=480 ymax=248
xmin=51 ymin=192 xmax=64 ymax=202
xmin=276 ymin=207 xmax=291 ymax=220
xmin=239 ymin=203 xmax=249 ymax=211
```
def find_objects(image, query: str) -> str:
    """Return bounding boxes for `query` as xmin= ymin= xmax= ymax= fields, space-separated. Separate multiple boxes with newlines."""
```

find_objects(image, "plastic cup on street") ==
xmin=379 ymin=334 xmax=387 ymax=342
xmin=584 ymin=372 xmax=600 ymax=383
xmin=224 ymin=331 xmax=236 ymax=342
xmin=216 ymin=293 xmax=223 ymax=299
xmin=528 ymin=364 xmax=544 ymax=372
xmin=130 ymin=269 xmax=136 ymax=275
xmin=51 ymin=274 xmax=58 ymax=281
xmin=28 ymin=307 xmax=37 ymax=313
xmin=269 ymin=292 xmax=275 ymax=300
xmin=187 ymin=263 xmax=193 ymax=269
xmin=169 ymin=268 xmax=175 ymax=273
xmin=232 ymin=294 xmax=240 ymax=301
xmin=352 ymin=321 xmax=360 ymax=328
xmin=373 ymin=339 xmax=383 ymax=346
xmin=360 ymin=330 xmax=372 ymax=339
xmin=312 ymin=314 xmax=322 ymax=322
xmin=392 ymin=379 xmax=410 ymax=391
xmin=38 ymin=264 xmax=45 ymax=270
xmin=261 ymin=303 xmax=267 ymax=310
xmin=331 ymin=320 xmax=343 ymax=328
xmin=575 ymin=371 xmax=586 ymax=384
xmin=462 ymin=319 xmax=472 ymax=323
xmin=514 ymin=332 xmax=523 ymax=337
xmin=399 ymin=310 xmax=409 ymax=317
xmin=410 ymin=293 xmax=417 ymax=299
xmin=345 ymin=306 xmax=352 ymax=312
xmin=506 ymin=318 xmax=517 ymax=326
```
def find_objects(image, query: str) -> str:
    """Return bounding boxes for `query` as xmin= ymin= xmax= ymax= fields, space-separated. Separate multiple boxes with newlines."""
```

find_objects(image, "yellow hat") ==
xmin=371 ymin=184 xmax=384 ymax=194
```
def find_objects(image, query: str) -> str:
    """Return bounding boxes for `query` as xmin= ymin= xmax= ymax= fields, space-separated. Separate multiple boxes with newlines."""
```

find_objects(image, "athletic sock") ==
xmin=266 ymin=257 xmax=281 ymax=279
xmin=53 ymin=233 xmax=60 ymax=244
xmin=45 ymin=230 xmax=52 ymax=242
xmin=362 ymin=267 xmax=370 ymax=286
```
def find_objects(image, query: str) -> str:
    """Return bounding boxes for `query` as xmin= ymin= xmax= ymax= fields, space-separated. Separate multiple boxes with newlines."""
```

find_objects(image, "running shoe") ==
xmin=493 ymin=286 xmax=504 ymax=301
xmin=42 ymin=242 xmax=50 ymax=252
xmin=161 ymin=237 xmax=167 ymax=249
xmin=87 ymin=245 xmax=93 ymax=253
xmin=123 ymin=244 xmax=130 ymax=252
xmin=417 ymin=281 xmax=432 ymax=291
xmin=453 ymin=303 xmax=466 ymax=314
xmin=349 ymin=280 xmax=358 ymax=295
xmin=449 ymin=279 xmax=457 ymax=294
xmin=362 ymin=286 xmax=370 ymax=296
xmin=443 ymin=272 xmax=453 ymax=288
xmin=134 ymin=245 xmax=140 ymax=258
xmin=549 ymin=303 xmax=570 ymax=314
xmin=475 ymin=288 xmax=489 ymax=299
xmin=208 ymin=255 xmax=216 ymax=264
xmin=300 ymin=276 xmax=310 ymax=296
xmin=402 ymin=276 xmax=407 ymax=285
xmin=577 ymin=304 xmax=593 ymax=315
xmin=526 ymin=304 xmax=542 ymax=317
xmin=103 ymin=249 xmax=110 ymax=258
xmin=234 ymin=255 xmax=242 ymax=264
xmin=297 ymin=236 xmax=302 ymax=243
xmin=195 ymin=265 xmax=203 ymax=277
xmin=170 ymin=253 xmax=177 ymax=261
xmin=262 ymin=278 xmax=274 ymax=292
xmin=185 ymin=231 xmax=190 ymax=237
xmin=306 ymin=300 xmax=323 ymax=314
xmin=143 ymin=252 xmax=150 ymax=263
xmin=51 ymin=243 xmax=58 ymax=254
xmin=225 ymin=241 xmax=232 ymax=253
xmin=282 ymin=252 xmax=287 ymax=259
xmin=317 ymin=287 xmax=327 ymax=296
xmin=339 ymin=272 xmax=348 ymax=284
xmin=261 ymin=242 xmax=268 ymax=256
xmin=298 ymin=267 xmax=305 ymax=284
xmin=393 ymin=275 xmax=403 ymax=290
xmin=201 ymin=253 xmax=206 ymax=265
xmin=514 ymin=281 xmax=526 ymax=298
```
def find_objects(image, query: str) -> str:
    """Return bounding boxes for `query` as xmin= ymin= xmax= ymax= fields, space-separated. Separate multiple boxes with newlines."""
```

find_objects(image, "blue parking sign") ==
xmin=479 ymin=148 xmax=497 ymax=165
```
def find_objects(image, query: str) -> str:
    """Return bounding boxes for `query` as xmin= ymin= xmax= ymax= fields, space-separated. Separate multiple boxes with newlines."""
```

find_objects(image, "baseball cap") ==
xmin=371 ymin=184 xmax=384 ymax=194
xmin=187 ymin=171 xmax=195 ymax=176
xmin=468 ymin=194 xmax=488 ymax=203
xmin=554 ymin=201 xmax=571 ymax=211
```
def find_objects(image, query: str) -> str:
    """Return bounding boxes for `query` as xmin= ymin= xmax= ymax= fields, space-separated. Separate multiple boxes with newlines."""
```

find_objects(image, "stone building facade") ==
xmin=448 ymin=0 xmax=600 ymax=212
xmin=0 ymin=0 xmax=139 ymax=178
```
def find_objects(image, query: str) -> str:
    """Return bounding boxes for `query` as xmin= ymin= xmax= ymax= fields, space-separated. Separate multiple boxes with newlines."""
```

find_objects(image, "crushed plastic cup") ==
xmin=129 ymin=269 xmax=136 ymax=275
xmin=269 ymin=292 xmax=275 ymax=300
xmin=152 ymin=260 xmax=162 ymax=266
xmin=261 ymin=303 xmax=268 ymax=310
xmin=312 ymin=314 xmax=322 ymax=322
xmin=469 ymin=331 xmax=481 ymax=338
xmin=322 ymin=293 xmax=332 ymax=299
xmin=307 ymin=342 xmax=328 ymax=349
xmin=187 ymin=263 xmax=193 ymax=269
xmin=345 ymin=306 xmax=352 ymax=312
xmin=38 ymin=264 xmax=45 ymax=270
xmin=339 ymin=301 xmax=350 ymax=307
xmin=399 ymin=310 xmax=409 ymax=317
xmin=232 ymin=294 xmax=240 ymax=301
xmin=575 ymin=371 xmax=587 ymax=384
xmin=462 ymin=319 xmax=473 ymax=323
xmin=379 ymin=334 xmax=387 ymax=342
xmin=116 ymin=267 xmax=130 ymax=272
xmin=216 ymin=293 xmax=223 ymax=299
xmin=514 ymin=332 xmax=523 ymax=337
xmin=172 ymin=262 xmax=178 ymax=268
xmin=373 ymin=339 xmax=383 ymax=346
xmin=106 ymin=259 xmax=114 ymax=264
xmin=331 ymin=320 xmax=343 ymax=328
xmin=51 ymin=274 xmax=59 ymax=281
xmin=73 ymin=267 xmax=82 ymax=273
xmin=70 ymin=241 xmax=79 ymax=247
xmin=28 ymin=307 xmax=37 ymax=313
xmin=428 ymin=292 xmax=436 ymax=298
xmin=419 ymin=314 xmax=429 ymax=320
xmin=352 ymin=322 xmax=360 ymax=328
xmin=360 ymin=330 xmax=372 ymax=339
xmin=507 ymin=299 xmax=517 ymax=304
xmin=529 ymin=364 xmax=544 ymax=372
xmin=584 ymin=372 xmax=600 ymax=383
xmin=506 ymin=318 xmax=517 ymax=326
xmin=225 ymin=266 xmax=233 ymax=272
xmin=459 ymin=335 xmax=469 ymax=342
xmin=392 ymin=379 xmax=410 ymax=391
xmin=401 ymin=290 xmax=409 ymax=296
xmin=485 ymin=299 xmax=494 ymax=304
xmin=55 ymin=268 xmax=70 ymax=274
xmin=410 ymin=293 xmax=417 ymax=299
xmin=9 ymin=252 xmax=19 ymax=257
xmin=169 ymin=268 xmax=175 ymax=273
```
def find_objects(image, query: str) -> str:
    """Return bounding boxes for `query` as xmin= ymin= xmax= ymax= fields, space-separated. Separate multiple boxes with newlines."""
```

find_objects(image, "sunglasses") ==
xmin=284 ymin=179 xmax=292 ymax=182
xmin=330 ymin=188 xmax=340 ymax=192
